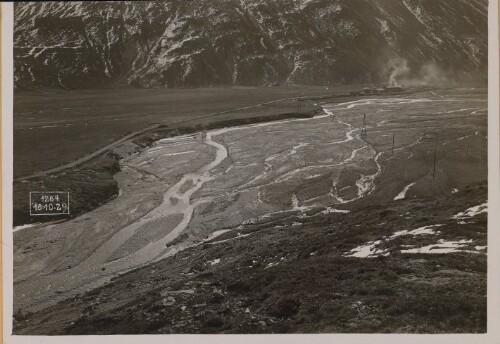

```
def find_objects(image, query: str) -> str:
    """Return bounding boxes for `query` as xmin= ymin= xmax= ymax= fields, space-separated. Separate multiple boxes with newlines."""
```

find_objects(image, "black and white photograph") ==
xmin=1 ymin=0 xmax=499 ymax=341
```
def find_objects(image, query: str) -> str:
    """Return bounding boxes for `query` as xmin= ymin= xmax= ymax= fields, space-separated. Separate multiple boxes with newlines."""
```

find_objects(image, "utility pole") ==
xmin=361 ymin=114 xmax=367 ymax=139
xmin=466 ymin=136 xmax=470 ymax=157
xmin=392 ymin=133 xmax=395 ymax=155
xmin=432 ymin=148 xmax=437 ymax=179
xmin=297 ymin=97 xmax=303 ymax=112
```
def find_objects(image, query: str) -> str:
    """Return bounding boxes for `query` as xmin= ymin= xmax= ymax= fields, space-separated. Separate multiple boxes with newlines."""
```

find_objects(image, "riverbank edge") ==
xmin=12 ymin=106 xmax=326 ymax=228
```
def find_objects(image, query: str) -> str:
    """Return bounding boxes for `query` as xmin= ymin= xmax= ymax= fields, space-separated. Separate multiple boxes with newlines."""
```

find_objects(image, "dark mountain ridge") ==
xmin=14 ymin=0 xmax=488 ymax=89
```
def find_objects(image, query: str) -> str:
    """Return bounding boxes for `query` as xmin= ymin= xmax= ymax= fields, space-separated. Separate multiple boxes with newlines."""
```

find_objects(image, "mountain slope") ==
xmin=14 ymin=0 xmax=488 ymax=89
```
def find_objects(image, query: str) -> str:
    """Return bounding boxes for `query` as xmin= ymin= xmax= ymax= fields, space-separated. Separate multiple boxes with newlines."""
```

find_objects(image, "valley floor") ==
xmin=12 ymin=87 xmax=488 ymax=334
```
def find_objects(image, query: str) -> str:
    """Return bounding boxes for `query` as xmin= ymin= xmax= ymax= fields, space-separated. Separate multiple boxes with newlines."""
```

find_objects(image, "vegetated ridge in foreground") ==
xmin=13 ymin=183 xmax=487 ymax=334
xmin=14 ymin=0 xmax=487 ymax=89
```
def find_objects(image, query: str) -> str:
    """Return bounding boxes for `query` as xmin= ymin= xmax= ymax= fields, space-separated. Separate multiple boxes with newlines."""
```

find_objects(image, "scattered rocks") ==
xmin=162 ymin=296 xmax=176 ymax=306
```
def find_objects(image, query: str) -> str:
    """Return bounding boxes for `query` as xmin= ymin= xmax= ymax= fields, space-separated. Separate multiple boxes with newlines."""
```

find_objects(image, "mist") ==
xmin=384 ymin=56 xmax=456 ymax=87
xmin=401 ymin=62 xmax=454 ymax=87
xmin=386 ymin=58 xmax=410 ymax=87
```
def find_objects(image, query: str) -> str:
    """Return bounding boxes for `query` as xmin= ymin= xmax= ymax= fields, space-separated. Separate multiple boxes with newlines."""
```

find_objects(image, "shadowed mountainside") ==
xmin=14 ymin=0 xmax=487 ymax=89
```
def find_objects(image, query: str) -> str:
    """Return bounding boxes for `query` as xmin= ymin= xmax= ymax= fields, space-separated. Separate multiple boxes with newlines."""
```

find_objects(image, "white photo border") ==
xmin=2 ymin=1 xmax=499 ymax=343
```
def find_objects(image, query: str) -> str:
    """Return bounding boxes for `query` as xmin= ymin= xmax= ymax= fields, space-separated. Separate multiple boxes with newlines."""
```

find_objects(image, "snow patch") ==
xmin=390 ymin=224 xmax=443 ymax=239
xmin=400 ymin=239 xmax=477 ymax=254
xmin=265 ymin=261 xmax=279 ymax=269
xmin=394 ymin=182 xmax=416 ymax=200
xmin=452 ymin=203 xmax=487 ymax=220
xmin=346 ymin=224 xmax=442 ymax=258
xmin=346 ymin=240 xmax=389 ymax=258
xmin=208 ymin=258 xmax=221 ymax=266
xmin=13 ymin=223 xmax=38 ymax=232
xmin=321 ymin=207 xmax=350 ymax=214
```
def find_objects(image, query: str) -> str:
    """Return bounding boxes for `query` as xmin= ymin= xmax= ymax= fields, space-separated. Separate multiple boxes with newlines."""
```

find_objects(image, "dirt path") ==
xmin=15 ymin=124 xmax=161 ymax=181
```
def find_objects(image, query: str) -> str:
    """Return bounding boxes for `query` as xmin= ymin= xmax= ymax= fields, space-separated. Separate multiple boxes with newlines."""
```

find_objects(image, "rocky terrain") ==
xmin=14 ymin=0 xmax=487 ymax=89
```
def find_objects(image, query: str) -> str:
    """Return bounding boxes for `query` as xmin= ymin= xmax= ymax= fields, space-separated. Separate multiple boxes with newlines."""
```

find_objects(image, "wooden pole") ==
xmin=432 ymin=148 xmax=437 ymax=179
xmin=361 ymin=114 xmax=367 ymax=138
xmin=466 ymin=131 xmax=472 ymax=157
xmin=392 ymin=133 xmax=395 ymax=155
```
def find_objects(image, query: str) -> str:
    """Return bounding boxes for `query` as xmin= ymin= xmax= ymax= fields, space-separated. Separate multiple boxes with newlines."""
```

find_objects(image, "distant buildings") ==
xmin=349 ymin=85 xmax=404 ymax=96
xmin=384 ymin=85 xmax=404 ymax=92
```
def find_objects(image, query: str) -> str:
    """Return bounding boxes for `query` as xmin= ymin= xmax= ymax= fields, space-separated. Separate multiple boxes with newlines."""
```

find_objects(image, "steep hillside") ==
xmin=14 ymin=0 xmax=487 ymax=89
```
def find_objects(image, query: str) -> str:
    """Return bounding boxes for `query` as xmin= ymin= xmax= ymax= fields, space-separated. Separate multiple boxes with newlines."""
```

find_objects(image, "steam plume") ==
xmin=387 ymin=58 xmax=409 ymax=86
